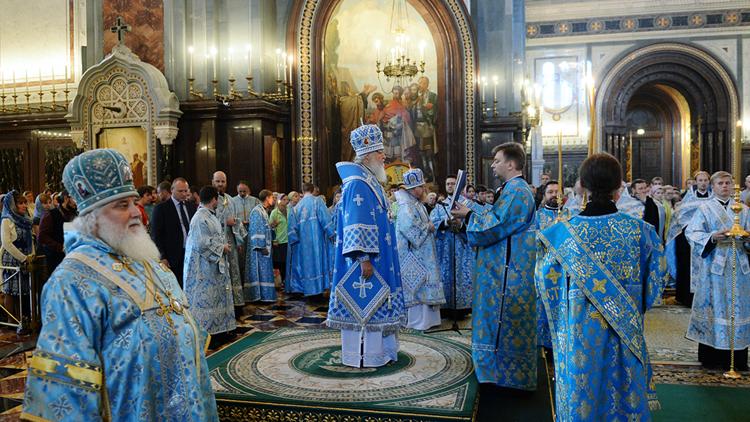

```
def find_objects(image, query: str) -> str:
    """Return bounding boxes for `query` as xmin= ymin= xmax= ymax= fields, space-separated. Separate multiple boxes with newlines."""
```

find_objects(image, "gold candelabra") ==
xmin=0 ymin=84 xmax=69 ymax=115
xmin=187 ymin=75 xmax=292 ymax=104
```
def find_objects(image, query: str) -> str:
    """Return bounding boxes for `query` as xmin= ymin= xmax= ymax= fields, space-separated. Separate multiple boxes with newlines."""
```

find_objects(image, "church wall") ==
xmin=525 ymin=0 xmax=749 ymax=183
xmin=103 ymin=0 xmax=165 ymax=72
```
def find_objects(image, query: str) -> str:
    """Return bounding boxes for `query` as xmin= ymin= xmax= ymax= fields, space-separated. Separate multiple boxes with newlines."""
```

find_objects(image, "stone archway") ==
xmin=596 ymin=42 xmax=739 ymax=185
xmin=288 ymin=0 xmax=477 ymax=186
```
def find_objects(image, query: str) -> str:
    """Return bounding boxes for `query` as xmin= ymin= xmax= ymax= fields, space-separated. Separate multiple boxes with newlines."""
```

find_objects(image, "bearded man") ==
xmin=22 ymin=149 xmax=217 ymax=421
xmin=326 ymin=124 xmax=406 ymax=368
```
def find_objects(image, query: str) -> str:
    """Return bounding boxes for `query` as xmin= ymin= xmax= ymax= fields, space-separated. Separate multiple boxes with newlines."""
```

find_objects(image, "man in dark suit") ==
xmin=150 ymin=177 xmax=196 ymax=287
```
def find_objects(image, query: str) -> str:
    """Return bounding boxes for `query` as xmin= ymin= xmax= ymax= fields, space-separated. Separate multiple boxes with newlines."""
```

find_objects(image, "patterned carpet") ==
xmin=208 ymin=328 xmax=478 ymax=421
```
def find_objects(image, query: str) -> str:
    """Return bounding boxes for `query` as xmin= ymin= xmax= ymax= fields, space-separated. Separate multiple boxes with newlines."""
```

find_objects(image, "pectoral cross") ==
xmin=353 ymin=277 xmax=373 ymax=298
xmin=353 ymin=194 xmax=364 ymax=206
xmin=110 ymin=16 xmax=131 ymax=45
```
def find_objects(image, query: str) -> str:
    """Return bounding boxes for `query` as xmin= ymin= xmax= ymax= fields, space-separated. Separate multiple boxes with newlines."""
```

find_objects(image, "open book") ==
xmin=444 ymin=169 xmax=466 ymax=210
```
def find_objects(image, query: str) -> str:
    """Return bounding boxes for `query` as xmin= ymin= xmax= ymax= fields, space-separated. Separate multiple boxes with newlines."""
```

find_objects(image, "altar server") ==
xmin=395 ymin=168 xmax=446 ymax=330
xmin=212 ymin=171 xmax=247 ymax=311
xmin=536 ymin=153 xmax=666 ymax=421
xmin=245 ymin=190 xmax=277 ymax=302
xmin=685 ymin=171 xmax=750 ymax=370
xmin=183 ymin=186 xmax=236 ymax=336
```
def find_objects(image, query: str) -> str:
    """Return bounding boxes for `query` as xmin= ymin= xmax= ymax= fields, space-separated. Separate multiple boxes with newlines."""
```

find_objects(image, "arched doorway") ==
xmin=288 ymin=0 xmax=477 ymax=187
xmin=597 ymin=43 xmax=739 ymax=187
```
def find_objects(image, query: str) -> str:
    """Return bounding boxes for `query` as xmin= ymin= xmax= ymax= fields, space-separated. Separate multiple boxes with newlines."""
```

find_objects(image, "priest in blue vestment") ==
xmin=212 ymin=171 xmax=247 ymax=311
xmin=23 ymin=149 xmax=217 ymax=421
xmin=395 ymin=168 xmax=446 ymax=330
xmin=451 ymin=142 xmax=537 ymax=390
xmin=245 ymin=190 xmax=277 ymax=302
xmin=536 ymin=153 xmax=666 ymax=421
xmin=183 ymin=186 xmax=236 ymax=336
xmin=685 ymin=171 xmax=750 ymax=370
xmin=286 ymin=182 xmax=335 ymax=296
xmin=326 ymin=124 xmax=406 ymax=368
xmin=430 ymin=175 xmax=474 ymax=311
xmin=535 ymin=179 xmax=561 ymax=349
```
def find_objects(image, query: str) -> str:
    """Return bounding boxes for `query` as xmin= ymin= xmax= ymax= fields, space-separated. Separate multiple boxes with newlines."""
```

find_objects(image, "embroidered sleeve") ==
xmin=643 ymin=224 xmax=668 ymax=311
xmin=467 ymin=182 xmax=535 ymax=247
xmin=23 ymin=268 xmax=106 ymax=421
xmin=397 ymin=206 xmax=430 ymax=248
xmin=340 ymin=181 xmax=381 ymax=257
xmin=248 ymin=210 xmax=267 ymax=250
xmin=197 ymin=216 xmax=223 ymax=264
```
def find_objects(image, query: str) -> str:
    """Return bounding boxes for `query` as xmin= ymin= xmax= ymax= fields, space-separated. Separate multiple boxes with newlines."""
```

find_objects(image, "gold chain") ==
xmin=117 ymin=257 xmax=181 ymax=336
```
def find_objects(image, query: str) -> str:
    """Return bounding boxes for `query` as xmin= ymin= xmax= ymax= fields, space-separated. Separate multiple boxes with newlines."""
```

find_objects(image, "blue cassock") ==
xmin=465 ymin=175 xmax=537 ymax=390
xmin=23 ymin=232 xmax=217 ymax=421
xmin=216 ymin=193 xmax=246 ymax=306
xmin=534 ymin=205 xmax=559 ymax=349
xmin=429 ymin=202 xmax=474 ymax=310
xmin=536 ymin=212 xmax=666 ymax=421
xmin=395 ymin=190 xmax=445 ymax=307
xmin=685 ymin=199 xmax=750 ymax=351
xmin=245 ymin=205 xmax=277 ymax=302
xmin=286 ymin=194 xmax=335 ymax=296
xmin=183 ymin=207 xmax=236 ymax=335
xmin=285 ymin=205 xmax=300 ymax=293
xmin=326 ymin=162 xmax=405 ymax=334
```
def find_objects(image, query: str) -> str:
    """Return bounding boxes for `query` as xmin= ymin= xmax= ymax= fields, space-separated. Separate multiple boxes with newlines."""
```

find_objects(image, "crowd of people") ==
xmin=2 ymin=123 xmax=748 ymax=420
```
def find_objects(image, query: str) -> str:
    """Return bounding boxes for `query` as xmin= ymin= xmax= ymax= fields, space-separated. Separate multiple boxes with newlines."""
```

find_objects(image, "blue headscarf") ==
xmin=1 ymin=191 xmax=33 ymax=254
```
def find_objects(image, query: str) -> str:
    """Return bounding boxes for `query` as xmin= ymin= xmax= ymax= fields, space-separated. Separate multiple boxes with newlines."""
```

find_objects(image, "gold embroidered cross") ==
xmin=546 ymin=267 xmax=562 ymax=284
xmin=592 ymin=278 xmax=606 ymax=294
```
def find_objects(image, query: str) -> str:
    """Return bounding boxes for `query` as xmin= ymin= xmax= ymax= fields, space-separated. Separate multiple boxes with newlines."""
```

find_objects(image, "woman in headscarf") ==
xmin=0 ymin=191 xmax=34 ymax=323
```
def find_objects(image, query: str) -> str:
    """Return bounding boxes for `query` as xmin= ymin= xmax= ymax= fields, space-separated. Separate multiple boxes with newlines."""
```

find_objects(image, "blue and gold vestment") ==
xmin=22 ymin=232 xmax=217 ymax=421
xmin=536 ymin=210 xmax=666 ymax=421
xmin=430 ymin=202 xmax=474 ymax=310
xmin=465 ymin=175 xmax=537 ymax=390
xmin=534 ymin=205 xmax=559 ymax=349
xmin=286 ymin=194 xmax=335 ymax=296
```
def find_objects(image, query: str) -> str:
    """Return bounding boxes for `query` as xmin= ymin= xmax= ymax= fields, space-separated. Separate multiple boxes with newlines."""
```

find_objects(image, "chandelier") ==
xmin=374 ymin=0 xmax=425 ymax=86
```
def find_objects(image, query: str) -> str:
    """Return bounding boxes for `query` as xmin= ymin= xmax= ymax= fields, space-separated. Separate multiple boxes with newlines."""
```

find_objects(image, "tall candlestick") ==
xmin=735 ymin=120 xmax=743 ymax=180
xmin=187 ymin=46 xmax=194 ymax=79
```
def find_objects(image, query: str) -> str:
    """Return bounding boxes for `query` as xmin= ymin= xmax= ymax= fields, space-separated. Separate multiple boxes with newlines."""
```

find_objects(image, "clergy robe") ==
xmin=429 ymin=201 xmax=474 ymax=310
xmin=664 ymin=191 xmax=711 ymax=305
xmin=231 ymin=194 xmax=260 ymax=283
xmin=395 ymin=190 xmax=446 ymax=330
xmin=536 ymin=202 xmax=666 ymax=421
xmin=285 ymin=205 xmax=301 ymax=293
xmin=534 ymin=205 xmax=559 ymax=349
xmin=286 ymin=193 xmax=335 ymax=296
xmin=23 ymin=231 xmax=217 ymax=421
xmin=183 ymin=207 xmax=236 ymax=335
xmin=685 ymin=198 xmax=750 ymax=367
xmin=216 ymin=192 xmax=246 ymax=306
xmin=245 ymin=204 xmax=277 ymax=302
xmin=465 ymin=175 xmax=537 ymax=390
xmin=326 ymin=162 xmax=406 ymax=368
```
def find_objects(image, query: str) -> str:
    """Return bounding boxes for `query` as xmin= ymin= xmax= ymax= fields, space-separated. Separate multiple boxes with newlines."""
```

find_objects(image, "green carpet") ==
xmin=655 ymin=384 xmax=750 ymax=422
xmin=207 ymin=328 xmax=479 ymax=421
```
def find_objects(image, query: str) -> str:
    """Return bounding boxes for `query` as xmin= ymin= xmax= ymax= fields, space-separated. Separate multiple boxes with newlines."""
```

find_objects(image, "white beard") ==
xmin=365 ymin=161 xmax=388 ymax=184
xmin=98 ymin=217 xmax=161 ymax=262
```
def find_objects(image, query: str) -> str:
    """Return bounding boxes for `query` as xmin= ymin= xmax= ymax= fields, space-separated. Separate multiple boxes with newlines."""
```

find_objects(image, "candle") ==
xmin=51 ymin=66 xmax=55 ymax=92
xmin=492 ymin=75 xmax=498 ymax=103
xmin=558 ymin=130 xmax=563 ymax=187
xmin=246 ymin=44 xmax=252 ymax=77
xmin=210 ymin=47 xmax=218 ymax=80
xmin=39 ymin=68 xmax=43 ymax=93
xmin=275 ymin=49 xmax=282 ymax=80
xmin=13 ymin=71 xmax=17 ymax=95
xmin=375 ymin=40 xmax=381 ymax=62
xmin=481 ymin=77 xmax=487 ymax=103
xmin=419 ymin=40 xmax=425 ymax=62
xmin=187 ymin=46 xmax=194 ymax=79
xmin=228 ymin=47 xmax=235 ymax=78
xmin=64 ymin=66 xmax=68 ymax=91
xmin=736 ymin=120 xmax=743 ymax=180
xmin=282 ymin=53 xmax=288 ymax=84
xmin=287 ymin=55 xmax=293 ymax=87
xmin=25 ymin=70 xmax=29 ymax=94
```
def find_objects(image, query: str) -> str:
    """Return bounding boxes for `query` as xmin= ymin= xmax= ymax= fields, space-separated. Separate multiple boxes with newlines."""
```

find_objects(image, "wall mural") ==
xmin=96 ymin=126 xmax=148 ymax=187
xmin=324 ymin=0 xmax=440 ymax=183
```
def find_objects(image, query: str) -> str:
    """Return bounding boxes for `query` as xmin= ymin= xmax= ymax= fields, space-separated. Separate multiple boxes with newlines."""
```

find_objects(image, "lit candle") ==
xmin=275 ymin=49 xmax=281 ymax=80
xmin=64 ymin=66 xmax=68 ymax=91
xmin=492 ymin=75 xmax=499 ymax=103
xmin=210 ymin=47 xmax=218 ymax=80
xmin=419 ymin=40 xmax=425 ymax=62
xmin=287 ymin=55 xmax=293 ymax=87
xmin=246 ymin=44 xmax=252 ymax=77
xmin=282 ymin=52 xmax=288 ymax=84
xmin=51 ymin=66 xmax=55 ymax=92
xmin=375 ymin=40 xmax=381 ymax=62
xmin=25 ymin=70 xmax=29 ymax=94
xmin=481 ymin=76 xmax=487 ymax=103
xmin=187 ymin=46 xmax=194 ymax=79
xmin=228 ymin=47 xmax=235 ymax=78
xmin=13 ymin=71 xmax=17 ymax=95
xmin=39 ymin=68 xmax=43 ymax=94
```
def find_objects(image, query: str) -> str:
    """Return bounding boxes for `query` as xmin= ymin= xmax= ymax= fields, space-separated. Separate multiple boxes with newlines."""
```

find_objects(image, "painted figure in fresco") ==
xmin=380 ymin=86 xmax=416 ymax=162
xmin=536 ymin=153 xmax=665 ymax=421
xmin=415 ymin=76 xmax=438 ymax=180
xmin=131 ymin=153 xmax=145 ymax=187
